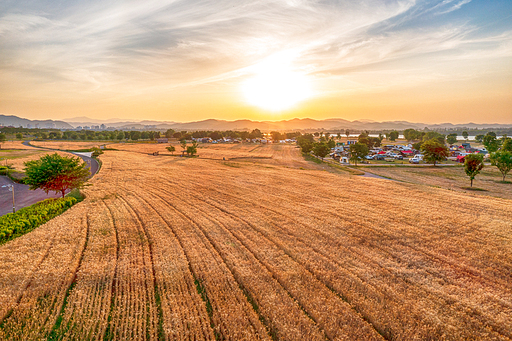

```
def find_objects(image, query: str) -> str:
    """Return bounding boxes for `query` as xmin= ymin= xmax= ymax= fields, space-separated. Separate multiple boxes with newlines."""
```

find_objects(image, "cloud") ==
xmin=0 ymin=0 xmax=510 ymax=121
xmin=436 ymin=0 xmax=471 ymax=15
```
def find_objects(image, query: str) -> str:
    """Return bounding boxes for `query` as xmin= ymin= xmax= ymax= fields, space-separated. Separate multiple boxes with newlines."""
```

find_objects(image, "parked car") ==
xmin=395 ymin=155 xmax=403 ymax=160
xmin=409 ymin=155 xmax=423 ymax=164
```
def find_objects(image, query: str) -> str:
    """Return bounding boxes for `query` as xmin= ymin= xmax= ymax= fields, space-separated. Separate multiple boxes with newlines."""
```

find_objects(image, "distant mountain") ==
xmin=0 ymin=114 xmax=73 ymax=129
xmin=64 ymin=116 xmax=176 ymax=128
xmin=143 ymin=118 xmax=512 ymax=132
xmin=2 ymin=114 xmax=512 ymax=132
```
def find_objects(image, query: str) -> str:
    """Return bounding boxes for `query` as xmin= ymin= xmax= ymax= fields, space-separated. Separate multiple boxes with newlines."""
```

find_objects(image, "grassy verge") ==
xmin=66 ymin=188 xmax=85 ymax=202
xmin=304 ymin=154 xmax=366 ymax=175
xmin=0 ymin=166 xmax=27 ymax=184
xmin=0 ymin=197 xmax=77 ymax=245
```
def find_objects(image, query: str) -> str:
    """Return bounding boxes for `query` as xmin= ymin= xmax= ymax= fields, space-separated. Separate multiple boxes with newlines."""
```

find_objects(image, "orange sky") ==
xmin=1 ymin=1 xmax=511 ymax=124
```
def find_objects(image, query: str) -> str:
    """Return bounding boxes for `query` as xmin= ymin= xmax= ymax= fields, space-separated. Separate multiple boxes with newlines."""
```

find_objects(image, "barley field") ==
xmin=0 ymin=141 xmax=35 ymax=150
xmin=2 ymin=150 xmax=73 ymax=171
xmin=30 ymin=141 xmax=109 ymax=150
xmin=0 ymin=144 xmax=511 ymax=340
xmin=365 ymin=166 xmax=512 ymax=200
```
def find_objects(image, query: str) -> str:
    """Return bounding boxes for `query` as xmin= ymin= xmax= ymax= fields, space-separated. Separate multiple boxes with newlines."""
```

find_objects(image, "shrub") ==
xmin=0 ymin=197 xmax=77 ymax=244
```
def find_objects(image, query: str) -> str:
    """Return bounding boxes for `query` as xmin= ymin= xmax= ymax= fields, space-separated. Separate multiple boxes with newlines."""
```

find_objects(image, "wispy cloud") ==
xmin=0 ymin=0 xmax=511 ymax=122
xmin=436 ymin=0 xmax=472 ymax=15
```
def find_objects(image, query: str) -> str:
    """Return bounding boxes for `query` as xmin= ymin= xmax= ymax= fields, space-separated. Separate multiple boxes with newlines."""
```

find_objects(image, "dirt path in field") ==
xmin=360 ymin=171 xmax=395 ymax=180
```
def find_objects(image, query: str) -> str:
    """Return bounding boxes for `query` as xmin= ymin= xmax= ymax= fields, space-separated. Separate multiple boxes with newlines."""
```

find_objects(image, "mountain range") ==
xmin=0 ymin=114 xmax=73 ymax=129
xmin=1 ymin=114 xmax=512 ymax=132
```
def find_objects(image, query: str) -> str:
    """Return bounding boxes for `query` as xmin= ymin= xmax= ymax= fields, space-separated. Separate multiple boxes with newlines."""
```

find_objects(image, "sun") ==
xmin=241 ymin=54 xmax=312 ymax=112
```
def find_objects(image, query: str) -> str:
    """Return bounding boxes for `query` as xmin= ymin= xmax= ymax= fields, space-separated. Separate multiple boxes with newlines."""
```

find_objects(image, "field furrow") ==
xmin=0 ymin=209 xmax=87 ymax=340
xmin=128 ymin=188 xmax=269 ymax=340
xmin=121 ymin=193 xmax=215 ymax=340
xmin=54 ymin=200 xmax=118 ymax=340
xmin=1 ymin=146 xmax=511 ymax=340
xmin=155 ymin=163 xmax=512 ymax=340
xmin=145 ymin=184 xmax=328 ymax=340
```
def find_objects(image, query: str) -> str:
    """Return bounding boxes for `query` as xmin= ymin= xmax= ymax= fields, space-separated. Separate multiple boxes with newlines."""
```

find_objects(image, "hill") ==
xmin=0 ymin=114 xmax=73 ymax=129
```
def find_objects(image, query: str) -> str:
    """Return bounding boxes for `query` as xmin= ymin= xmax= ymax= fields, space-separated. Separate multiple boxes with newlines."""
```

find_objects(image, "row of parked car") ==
xmin=365 ymin=153 xmax=404 ymax=161
xmin=363 ymin=153 xmax=425 ymax=163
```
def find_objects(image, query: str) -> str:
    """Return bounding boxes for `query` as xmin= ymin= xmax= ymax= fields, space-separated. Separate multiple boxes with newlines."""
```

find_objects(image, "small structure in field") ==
xmin=157 ymin=138 xmax=169 ymax=143
xmin=151 ymin=151 xmax=159 ymax=156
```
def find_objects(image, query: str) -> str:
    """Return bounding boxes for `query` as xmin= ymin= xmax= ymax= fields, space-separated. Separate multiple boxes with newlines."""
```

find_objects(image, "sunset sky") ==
xmin=1 ymin=0 xmax=511 ymax=123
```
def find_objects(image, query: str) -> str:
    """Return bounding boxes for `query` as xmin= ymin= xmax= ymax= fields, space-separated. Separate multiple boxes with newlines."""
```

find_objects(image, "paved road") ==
xmin=21 ymin=141 xmax=99 ymax=178
xmin=0 ymin=142 xmax=100 ymax=216
xmin=0 ymin=176 xmax=62 ymax=216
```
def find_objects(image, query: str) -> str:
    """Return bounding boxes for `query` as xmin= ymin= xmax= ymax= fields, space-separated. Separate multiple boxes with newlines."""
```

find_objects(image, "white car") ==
xmin=409 ymin=155 xmax=423 ymax=164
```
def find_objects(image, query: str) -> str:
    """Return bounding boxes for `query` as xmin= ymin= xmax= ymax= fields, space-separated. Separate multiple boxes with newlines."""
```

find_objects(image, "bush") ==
xmin=0 ymin=197 xmax=77 ymax=244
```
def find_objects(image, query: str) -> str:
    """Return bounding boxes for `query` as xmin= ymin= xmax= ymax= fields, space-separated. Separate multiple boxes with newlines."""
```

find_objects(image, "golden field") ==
xmin=30 ymin=141 xmax=108 ymax=150
xmin=0 ymin=143 xmax=511 ymax=340
xmin=1 ymin=150 xmax=74 ymax=171
xmin=0 ymin=141 xmax=35 ymax=150
xmin=365 ymin=165 xmax=512 ymax=200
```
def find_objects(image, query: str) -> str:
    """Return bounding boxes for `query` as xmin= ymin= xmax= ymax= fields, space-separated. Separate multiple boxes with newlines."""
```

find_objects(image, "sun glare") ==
xmin=241 ymin=53 xmax=312 ymax=112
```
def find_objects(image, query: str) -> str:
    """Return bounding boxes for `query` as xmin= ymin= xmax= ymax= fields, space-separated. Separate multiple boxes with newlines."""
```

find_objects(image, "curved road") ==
xmin=0 ymin=141 xmax=99 ymax=216
xmin=21 ymin=141 xmax=99 ymax=178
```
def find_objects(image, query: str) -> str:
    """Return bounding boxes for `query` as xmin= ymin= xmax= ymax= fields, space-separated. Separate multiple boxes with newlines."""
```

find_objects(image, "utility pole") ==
xmin=2 ymin=184 xmax=15 ymax=213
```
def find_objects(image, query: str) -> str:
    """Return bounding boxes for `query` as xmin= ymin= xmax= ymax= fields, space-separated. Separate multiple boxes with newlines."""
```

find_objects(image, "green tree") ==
xmin=446 ymin=133 xmax=458 ymax=145
xmin=249 ymin=129 xmax=262 ymax=139
xmin=166 ymin=145 xmax=175 ymax=155
xmin=271 ymin=131 xmax=283 ymax=141
xmin=403 ymin=128 xmax=419 ymax=141
xmin=49 ymin=131 xmax=62 ymax=139
xmin=420 ymin=139 xmax=449 ymax=166
xmin=490 ymin=151 xmax=512 ymax=182
xmin=412 ymin=141 xmax=423 ymax=150
xmin=24 ymin=153 xmax=89 ymax=198
xmin=482 ymin=133 xmax=499 ymax=153
xmin=371 ymin=137 xmax=382 ymax=148
xmin=327 ymin=138 xmax=336 ymax=149
xmin=165 ymin=129 xmax=175 ymax=138
xmin=180 ymin=139 xmax=187 ymax=155
xmin=116 ymin=131 xmax=125 ymax=140
xmin=349 ymin=142 xmax=369 ymax=166
xmin=297 ymin=134 xmax=314 ymax=153
xmin=464 ymin=154 xmax=484 ymax=187
xmin=345 ymin=129 xmax=350 ymax=138
xmin=386 ymin=131 xmax=399 ymax=141
xmin=462 ymin=131 xmax=469 ymax=140
xmin=312 ymin=142 xmax=330 ymax=159
xmin=500 ymin=137 xmax=512 ymax=152
xmin=422 ymin=131 xmax=445 ymax=144
xmin=475 ymin=134 xmax=484 ymax=143
xmin=130 ymin=131 xmax=141 ymax=141
xmin=187 ymin=141 xmax=198 ymax=156
xmin=16 ymin=133 xmax=23 ymax=140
